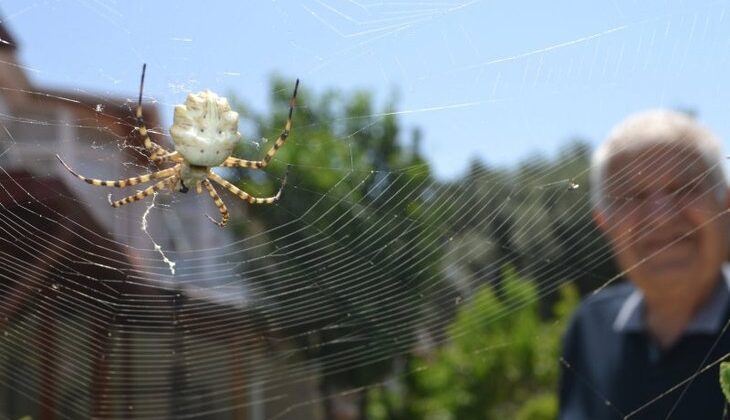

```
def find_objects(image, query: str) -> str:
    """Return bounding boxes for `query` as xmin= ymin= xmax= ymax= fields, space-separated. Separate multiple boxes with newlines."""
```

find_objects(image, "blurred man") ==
xmin=559 ymin=110 xmax=730 ymax=419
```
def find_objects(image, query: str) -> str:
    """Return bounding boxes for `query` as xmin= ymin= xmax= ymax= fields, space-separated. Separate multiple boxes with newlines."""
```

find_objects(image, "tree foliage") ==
xmin=443 ymin=141 xmax=618 ymax=304
xmin=229 ymin=77 xmax=450 ymax=417
xmin=228 ymin=77 xmax=613 ymax=419
xmin=368 ymin=267 xmax=578 ymax=420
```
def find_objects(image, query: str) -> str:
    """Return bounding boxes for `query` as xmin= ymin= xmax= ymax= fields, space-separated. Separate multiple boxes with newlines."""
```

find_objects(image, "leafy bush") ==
xmin=368 ymin=267 xmax=578 ymax=420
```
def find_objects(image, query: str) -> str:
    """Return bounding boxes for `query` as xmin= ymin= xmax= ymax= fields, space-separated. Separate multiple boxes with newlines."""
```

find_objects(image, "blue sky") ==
xmin=3 ymin=0 xmax=730 ymax=179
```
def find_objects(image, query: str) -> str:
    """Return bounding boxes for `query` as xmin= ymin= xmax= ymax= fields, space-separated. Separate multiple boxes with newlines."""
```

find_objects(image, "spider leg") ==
xmin=56 ymin=154 xmax=180 ymax=188
xmin=207 ymin=168 xmax=288 ymax=204
xmin=220 ymin=157 xmax=260 ymax=168
xmin=179 ymin=180 xmax=189 ymax=193
xmin=202 ymin=179 xmax=229 ymax=227
xmin=110 ymin=177 xmax=174 ymax=208
xmin=152 ymin=151 xmax=184 ymax=164
xmin=221 ymin=79 xmax=299 ymax=169
xmin=136 ymin=64 xmax=173 ymax=160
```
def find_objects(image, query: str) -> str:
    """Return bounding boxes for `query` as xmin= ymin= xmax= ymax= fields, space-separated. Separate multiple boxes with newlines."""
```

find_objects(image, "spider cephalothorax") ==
xmin=57 ymin=64 xmax=299 ymax=227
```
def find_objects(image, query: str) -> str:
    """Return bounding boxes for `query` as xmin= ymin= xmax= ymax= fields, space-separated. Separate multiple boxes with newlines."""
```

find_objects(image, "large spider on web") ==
xmin=57 ymin=64 xmax=299 ymax=227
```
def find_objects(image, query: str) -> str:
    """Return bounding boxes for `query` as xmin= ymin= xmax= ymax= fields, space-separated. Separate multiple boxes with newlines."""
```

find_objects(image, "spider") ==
xmin=57 ymin=64 xmax=299 ymax=227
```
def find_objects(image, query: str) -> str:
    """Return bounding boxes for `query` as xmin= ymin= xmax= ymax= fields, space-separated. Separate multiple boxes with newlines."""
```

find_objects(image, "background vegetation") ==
xmin=230 ymin=79 xmax=617 ymax=419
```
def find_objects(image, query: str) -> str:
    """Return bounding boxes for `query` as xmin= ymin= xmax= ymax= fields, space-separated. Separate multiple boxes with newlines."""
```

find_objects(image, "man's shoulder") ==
xmin=569 ymin=282 xmax=635 ymax=331
xmin=578 ymin=281 xmax=634 ymax=311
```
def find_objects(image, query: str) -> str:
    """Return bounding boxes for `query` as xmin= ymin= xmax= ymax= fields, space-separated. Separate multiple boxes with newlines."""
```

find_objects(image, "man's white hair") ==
xmin=591 ymin=109 xmax=726 ymax=210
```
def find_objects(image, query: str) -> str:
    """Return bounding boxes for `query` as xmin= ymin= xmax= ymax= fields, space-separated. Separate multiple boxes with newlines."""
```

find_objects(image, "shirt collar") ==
xmin=613 ymin=265 xmax=730 ymax=334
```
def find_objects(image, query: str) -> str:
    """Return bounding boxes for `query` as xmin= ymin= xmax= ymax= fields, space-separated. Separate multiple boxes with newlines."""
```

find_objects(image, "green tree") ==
xmin=228 ymin=78 xmax=609 ymax=419
xmin=368 ymin=267 xmax=578 ymax=420
xmin=443 ymin=141 xmax=617 ymax=305
xmin=230 ymin=77 xmax=450 ymax=419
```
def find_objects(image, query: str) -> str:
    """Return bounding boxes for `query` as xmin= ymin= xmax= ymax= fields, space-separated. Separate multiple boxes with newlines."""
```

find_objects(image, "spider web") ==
xmin=0 ymin=1 xmax=729 ymax=419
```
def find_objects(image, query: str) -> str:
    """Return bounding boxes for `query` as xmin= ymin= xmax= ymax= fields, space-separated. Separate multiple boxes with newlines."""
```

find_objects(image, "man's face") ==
xmin=595 ymin=144 xmax=729 ymax=291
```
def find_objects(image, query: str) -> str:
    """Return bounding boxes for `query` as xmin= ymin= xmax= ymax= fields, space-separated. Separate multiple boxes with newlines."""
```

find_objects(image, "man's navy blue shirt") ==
xmin=559 ymin=277 xmax=730 ymax=419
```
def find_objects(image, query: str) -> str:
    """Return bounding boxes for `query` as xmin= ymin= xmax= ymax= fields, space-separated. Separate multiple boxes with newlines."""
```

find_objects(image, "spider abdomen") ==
xmin=170 ymin=90 xmax=241 ymax=167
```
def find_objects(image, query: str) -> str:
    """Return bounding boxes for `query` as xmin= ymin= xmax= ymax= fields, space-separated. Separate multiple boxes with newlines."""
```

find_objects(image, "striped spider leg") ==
xmin=135 ymin=64 xmax=183 ymax=164
xmin=220 ymin=79 xmax=299 ymax=170
xmin=174 ymin=163 xmax=287 ymax=227
xmin=56 ymin=155 xmax=182 ymax=208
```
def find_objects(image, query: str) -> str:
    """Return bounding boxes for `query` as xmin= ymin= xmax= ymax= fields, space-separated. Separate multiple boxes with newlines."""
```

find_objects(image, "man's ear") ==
xmin=593 ymin=209 xmax=609 ymax=234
